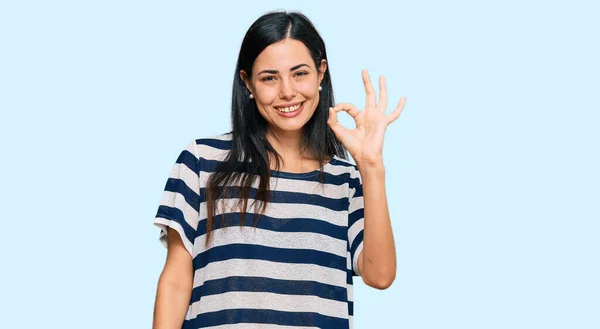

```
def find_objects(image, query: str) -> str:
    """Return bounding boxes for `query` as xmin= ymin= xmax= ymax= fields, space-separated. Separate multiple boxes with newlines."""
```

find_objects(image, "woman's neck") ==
xmin=266 ymin=129 xmax=323 ymax=172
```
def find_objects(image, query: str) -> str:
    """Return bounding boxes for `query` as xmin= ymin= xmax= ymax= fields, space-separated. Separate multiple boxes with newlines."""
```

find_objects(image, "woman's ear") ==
xmin=318 ymin=59 xmax=327 ymax=85
xmin=240 ymin=70 xmax=253 ymax=92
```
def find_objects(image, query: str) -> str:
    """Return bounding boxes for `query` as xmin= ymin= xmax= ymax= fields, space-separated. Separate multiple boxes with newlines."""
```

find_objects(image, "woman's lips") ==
xmin=275 ymin=102 xmax=304 ymax=118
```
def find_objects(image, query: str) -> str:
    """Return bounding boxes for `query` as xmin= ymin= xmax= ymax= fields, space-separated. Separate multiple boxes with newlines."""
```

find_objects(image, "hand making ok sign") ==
xmin=327 ymin=69 xmax=407 ymax=167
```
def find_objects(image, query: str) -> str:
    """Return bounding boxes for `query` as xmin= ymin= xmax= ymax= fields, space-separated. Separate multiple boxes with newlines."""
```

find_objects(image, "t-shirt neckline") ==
xmin=269 ymin=156 xmax=337 ymax=178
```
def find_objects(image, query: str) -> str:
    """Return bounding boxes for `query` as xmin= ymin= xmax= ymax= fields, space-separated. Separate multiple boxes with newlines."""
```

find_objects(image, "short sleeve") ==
xmin=153 ymin=139 xmax=201 ymax=258
xmin=348 ymin=167 xmax=364 ymax=277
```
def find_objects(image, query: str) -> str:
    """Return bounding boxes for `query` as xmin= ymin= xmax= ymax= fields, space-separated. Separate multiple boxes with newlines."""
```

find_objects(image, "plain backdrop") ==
xmin=1 ymin=1 xmax=598 ymax=328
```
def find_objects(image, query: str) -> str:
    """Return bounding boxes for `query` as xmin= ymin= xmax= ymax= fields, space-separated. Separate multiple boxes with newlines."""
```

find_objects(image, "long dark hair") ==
xmin=204 ymin=10 xmax=348 ymax=247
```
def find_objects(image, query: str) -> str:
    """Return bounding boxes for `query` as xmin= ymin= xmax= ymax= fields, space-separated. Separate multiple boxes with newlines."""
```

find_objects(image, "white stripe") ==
xmin=197 ymin=143 xmax=229 ymax=162
xmin=347 ymin=284 xmax=354 ymax=302
xmin=192 ymin=258 xmax=347 ymax=289
xmin=347 ymin=251 xmax=352 ymax=270
xmin=348 ymin=167 xmax=361 ymax=180
xmin=188 ymin=291 xmax=348 ymax=320
xmin=199 ymin=164 xmax=351 ymax=200
xmin=199 ymin=133 xmax=358 ymax=173
xmin=348 ymin=195 xmax=363 ymax=214
xmin=196 ymin=226 xmax=347 ymax=257
xmin=198 ymin=142 xmax=355 ymax=178
xmin=202 ymin=324 xmax=320 ymax=329
xmin=199 ymin=197 xmax=347 ymax=227
xmin=170 ymin=161 xmax=200 ymax=186
xmin=158 ymin=190 xmax=199 ymax=230
xmin=353 ymin=241 xmax=364 ymax=277
xmin=153 ymin=219 xmax=194 ymax=258
xmin=348 ymin=218 xmax=364 ymax=248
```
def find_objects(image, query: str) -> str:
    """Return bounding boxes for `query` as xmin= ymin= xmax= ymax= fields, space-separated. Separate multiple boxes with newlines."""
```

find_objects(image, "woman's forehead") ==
xmin=253 ymin=39 xmax=313 ymax=71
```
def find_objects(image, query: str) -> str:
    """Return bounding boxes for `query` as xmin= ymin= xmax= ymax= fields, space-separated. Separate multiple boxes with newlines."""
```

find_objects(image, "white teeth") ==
xmin=276 ymin=103 xmax=302 ymax=113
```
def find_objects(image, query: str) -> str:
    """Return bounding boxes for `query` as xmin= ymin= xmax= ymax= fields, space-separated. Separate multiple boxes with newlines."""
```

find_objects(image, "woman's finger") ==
xmin=362 ymin=69 xmax=377 ymax=109
xmin=386 ymin=96 xmax=407 ymax=124
xmin=332 ymin=102 xmax=362 ymax=118
xmin=327 ymin=107 xmax=353 ymax=141
xmin=378 ymin=75 xmax=388 ymax=112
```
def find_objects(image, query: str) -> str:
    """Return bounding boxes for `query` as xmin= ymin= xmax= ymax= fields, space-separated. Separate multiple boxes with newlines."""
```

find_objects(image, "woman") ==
xmin=152 ymin=10 xmax=406 ymax=329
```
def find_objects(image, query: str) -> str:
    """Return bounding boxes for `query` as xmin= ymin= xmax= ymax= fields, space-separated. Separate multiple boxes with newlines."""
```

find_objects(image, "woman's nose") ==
xmin=279 ymin=79 xmax=296 ymax=99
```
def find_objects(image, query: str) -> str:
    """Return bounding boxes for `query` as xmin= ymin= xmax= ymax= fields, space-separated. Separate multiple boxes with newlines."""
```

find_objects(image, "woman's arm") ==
xmin=326 ymin=70 xmax=405 ymax=290
xmin=153 ymin=227 xmax=194 ymax=329
xmin=357 ymin=160 xmax=397 ymax=290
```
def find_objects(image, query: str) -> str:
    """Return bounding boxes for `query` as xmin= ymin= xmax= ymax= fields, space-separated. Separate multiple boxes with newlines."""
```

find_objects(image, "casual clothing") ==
xmin=154 ymin=133 xmax=365 ymax=329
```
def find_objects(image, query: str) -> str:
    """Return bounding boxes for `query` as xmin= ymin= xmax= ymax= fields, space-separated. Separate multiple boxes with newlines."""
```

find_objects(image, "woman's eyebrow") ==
xmin=258 ymin=63 xmax=310 ymax=75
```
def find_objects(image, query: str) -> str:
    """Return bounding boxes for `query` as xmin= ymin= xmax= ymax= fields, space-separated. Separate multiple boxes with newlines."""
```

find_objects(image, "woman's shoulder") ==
xmin=328 ymin=155 xmax=359 ymax=175
xmin=188 ymin=132 xmax=233 ymax=162
xmin=326 ymin=156 xmax=362 ymax=192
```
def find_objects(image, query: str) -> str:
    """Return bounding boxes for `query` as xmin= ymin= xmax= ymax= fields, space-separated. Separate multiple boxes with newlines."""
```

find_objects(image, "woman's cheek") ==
xmin=298 ymin=82 xmax=318 ymax=97
xmin=256 ymin=86 xmax=277 ymax=103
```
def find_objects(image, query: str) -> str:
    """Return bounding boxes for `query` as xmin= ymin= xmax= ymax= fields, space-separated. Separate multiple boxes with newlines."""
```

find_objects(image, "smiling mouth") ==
xmin=275 ymin=102 xmax=304 ymax=113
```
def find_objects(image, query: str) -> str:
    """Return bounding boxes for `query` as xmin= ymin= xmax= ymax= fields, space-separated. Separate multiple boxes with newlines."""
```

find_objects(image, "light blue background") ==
xmin=1 ymin=0 xmax=598 ymax=328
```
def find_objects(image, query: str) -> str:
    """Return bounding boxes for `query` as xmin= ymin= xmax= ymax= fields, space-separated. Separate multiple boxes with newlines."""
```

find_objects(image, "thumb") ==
xmin=327 ymin=107 xmax=338 ymax=124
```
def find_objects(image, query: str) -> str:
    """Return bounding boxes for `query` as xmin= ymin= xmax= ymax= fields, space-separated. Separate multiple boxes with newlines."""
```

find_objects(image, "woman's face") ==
xmin=241 ymin=38 xmax=327 ymax=135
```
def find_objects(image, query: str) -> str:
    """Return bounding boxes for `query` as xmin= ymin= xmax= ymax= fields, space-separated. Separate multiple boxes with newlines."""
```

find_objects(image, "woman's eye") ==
xmin=261 ymin=76 xmax=276 ymax=81
xmin=296 ymin=71 xmax=308 ymax=77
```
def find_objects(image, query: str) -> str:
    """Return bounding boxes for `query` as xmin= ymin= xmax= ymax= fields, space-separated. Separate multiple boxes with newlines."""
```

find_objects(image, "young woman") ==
xmin=152 ymin=10 xmax=406 ymax=329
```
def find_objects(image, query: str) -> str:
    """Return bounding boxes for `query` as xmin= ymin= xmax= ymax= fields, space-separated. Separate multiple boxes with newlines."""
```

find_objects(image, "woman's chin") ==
xmin=272 ymin=123 xmax=305 ymax=133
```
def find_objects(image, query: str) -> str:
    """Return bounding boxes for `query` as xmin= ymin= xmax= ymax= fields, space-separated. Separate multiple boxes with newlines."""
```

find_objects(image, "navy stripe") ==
xmin=330 ymin=159 xmax=357 ymax=169
xmin=350 ymin=230 xmax=363 ymax=255
xmin=201 ymin=185 xmax=348 ymax=212
xmin=348 ymin=173 xmax=361 ymax=184
xmin=347 ymin=268 xmax=353 ymax=284
xmin=350 ymin=180 xmax=363 ymax=197
xmin=200 ymin=157 xmax=248 ymax=174
xmin=163 ymin=177 xmax=200 ymax=212
xmin=190 ymin=276 xmax=348 ymax=304
xmin=177 ymin=149 xmax=200 ymax=176
xmin=350 ymin=229 xmax=363 ymax=277
xmin=184 ymin=308 xmax=349 ymax=329
xmin=193 ymin=244 xmax=347 ymax=272
xmin=348 ymin=301 xmax=354 ymax=316
xmin=348 ymin=207 xmax=364 ymax=228
xmin=201 ymin=157 xmax=355 ymax=185
xmin=197 ymin=212 xmax=346 ymax=241
xmin=196 ymin=137 xmax=232 ymax=150
xmin=155 ymin=205 xmax=196 ymax=244
xmin=332 ymin=161 xmax=361 ymax=188
xmin=196 ymin=133 xmax=359 ymax=178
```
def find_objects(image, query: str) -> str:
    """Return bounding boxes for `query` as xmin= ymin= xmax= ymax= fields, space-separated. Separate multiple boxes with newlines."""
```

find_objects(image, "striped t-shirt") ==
xmin=154 ymin=133 xmax=365 ymax=329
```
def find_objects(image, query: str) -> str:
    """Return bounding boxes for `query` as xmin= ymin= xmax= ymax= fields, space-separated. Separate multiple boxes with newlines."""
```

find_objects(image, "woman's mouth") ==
xmin=275 ymin=102 xmax=303 ymax=113
xmin=274 ymin=102 xmax=305 ymax=118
